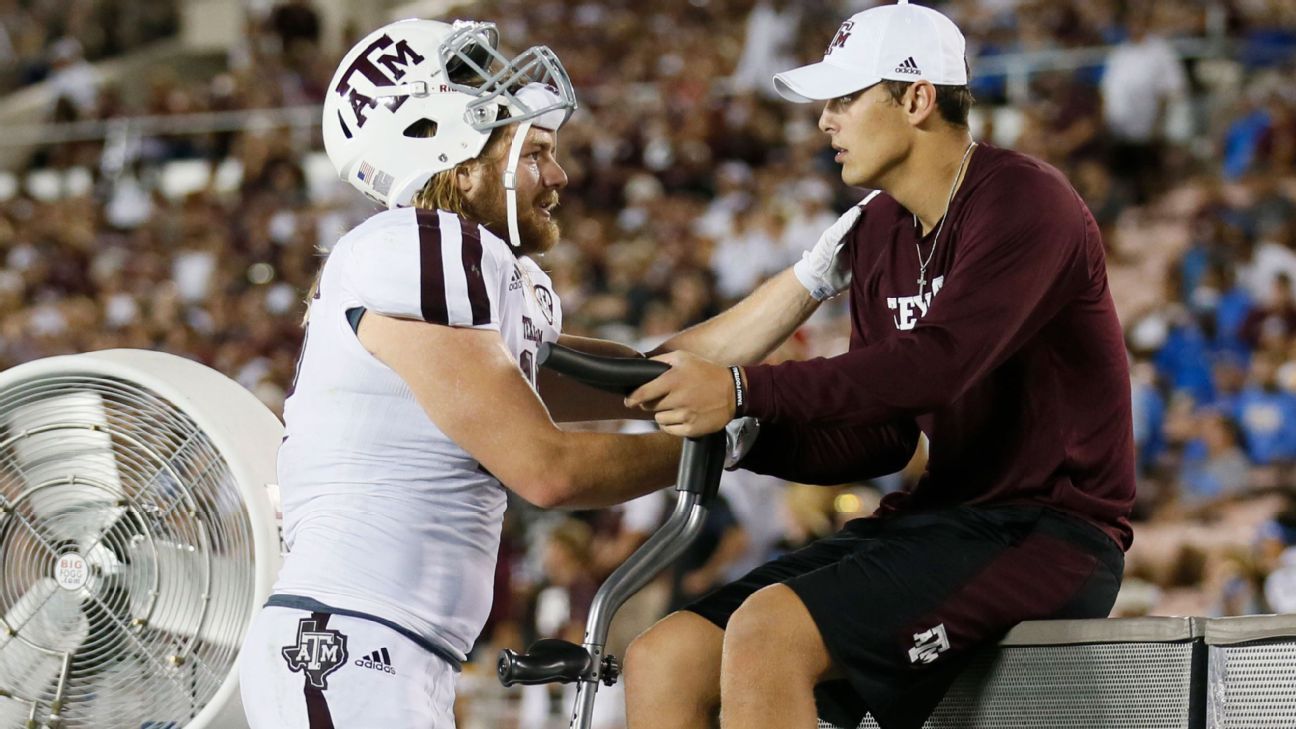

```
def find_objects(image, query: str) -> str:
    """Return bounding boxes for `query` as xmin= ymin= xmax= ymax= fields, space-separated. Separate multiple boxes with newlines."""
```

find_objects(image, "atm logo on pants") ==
xmin=282 ymin=618 xmax=349 ymax=689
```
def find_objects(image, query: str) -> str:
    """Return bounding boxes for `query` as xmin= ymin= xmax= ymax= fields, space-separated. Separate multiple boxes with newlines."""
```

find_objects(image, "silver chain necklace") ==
xmin=914 ymin=140 xmax=976 ymax=298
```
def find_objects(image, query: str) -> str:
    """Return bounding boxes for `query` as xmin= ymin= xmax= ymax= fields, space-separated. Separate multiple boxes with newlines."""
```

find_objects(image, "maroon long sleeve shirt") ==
xmin=741 ymin=144 xmax=1135 ymax=549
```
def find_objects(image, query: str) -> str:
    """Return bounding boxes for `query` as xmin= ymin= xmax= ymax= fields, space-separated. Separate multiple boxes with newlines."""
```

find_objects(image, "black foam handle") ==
xmin=537 ymin=342 xmax=668 ymax=395
xmin=497 ymin=639 xmax=593 ymax=686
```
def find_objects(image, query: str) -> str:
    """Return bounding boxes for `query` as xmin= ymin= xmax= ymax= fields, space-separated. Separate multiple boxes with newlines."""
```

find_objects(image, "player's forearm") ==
xmin=542 ymin=389 xmax=653 ymax=421
xmin=650 ymin=269 xmax=820 ymax=365
xmin=545 ymin=431 xmax=682 ymax=509
xmin=539 ymin=370 xmax=651 ymax=421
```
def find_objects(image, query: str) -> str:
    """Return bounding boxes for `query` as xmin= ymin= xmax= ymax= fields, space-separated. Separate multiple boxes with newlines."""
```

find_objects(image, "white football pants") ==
xmin=239 ymin=605 xmax=456 ymax=728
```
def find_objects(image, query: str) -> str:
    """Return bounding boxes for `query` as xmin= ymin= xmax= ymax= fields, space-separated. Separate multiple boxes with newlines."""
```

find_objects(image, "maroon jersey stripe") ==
xmin=415 ymin=209 xmax=449 ymax=325
xmin=302 ymin=611 xmax=336 ymax=729
xmin=459 ymin=222 xmax=491 ymax=325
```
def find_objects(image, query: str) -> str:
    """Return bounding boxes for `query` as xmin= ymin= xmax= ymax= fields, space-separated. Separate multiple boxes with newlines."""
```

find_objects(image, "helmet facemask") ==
xmin=439 ymin=22 xmax=577 ymax=134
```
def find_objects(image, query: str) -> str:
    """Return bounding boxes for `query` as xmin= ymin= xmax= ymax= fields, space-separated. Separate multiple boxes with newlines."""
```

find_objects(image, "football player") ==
xmin=237 ymin=19 xmax=688 ymax=728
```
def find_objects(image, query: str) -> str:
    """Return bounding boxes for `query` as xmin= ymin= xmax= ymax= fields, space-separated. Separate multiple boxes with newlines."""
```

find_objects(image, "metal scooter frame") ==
xmin=497 ymin=343 xmax=725 ymax=729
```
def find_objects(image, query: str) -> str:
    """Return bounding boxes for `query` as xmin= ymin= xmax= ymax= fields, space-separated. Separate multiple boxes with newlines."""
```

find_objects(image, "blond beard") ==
xmin=464 ymin=172 xmax=561 ymax=256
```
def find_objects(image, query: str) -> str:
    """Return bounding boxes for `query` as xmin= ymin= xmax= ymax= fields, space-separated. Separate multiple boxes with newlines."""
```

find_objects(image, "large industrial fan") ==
xmin=0 ymin=350 xmax=282 ymax=729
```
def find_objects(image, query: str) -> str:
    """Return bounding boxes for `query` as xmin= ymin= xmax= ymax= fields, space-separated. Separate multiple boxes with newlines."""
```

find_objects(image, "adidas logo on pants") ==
xmin=356 ymin=647 xmax=397 ymax=675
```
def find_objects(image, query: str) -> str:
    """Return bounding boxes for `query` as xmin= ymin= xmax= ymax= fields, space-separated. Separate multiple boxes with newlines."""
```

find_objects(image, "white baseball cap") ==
xmin=773 ymin=0 xmax=967 ymax=103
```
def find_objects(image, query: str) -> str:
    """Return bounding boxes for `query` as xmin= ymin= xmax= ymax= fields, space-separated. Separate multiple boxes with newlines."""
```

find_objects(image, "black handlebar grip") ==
xmin=497 ymin=648 xmax=526 ymax=687
xmin=497 ymin=639 xmax=594 ymax=687
xmin=537 ymin=342 xmax=669 ymax=395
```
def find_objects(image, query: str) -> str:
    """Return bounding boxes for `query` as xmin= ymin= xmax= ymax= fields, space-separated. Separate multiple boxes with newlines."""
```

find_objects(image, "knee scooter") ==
xmin=497 ymin=342 xmax=725 ymax=729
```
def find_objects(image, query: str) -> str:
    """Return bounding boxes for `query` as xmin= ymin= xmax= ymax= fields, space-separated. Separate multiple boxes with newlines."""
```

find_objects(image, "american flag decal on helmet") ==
xmin=358 ymin=161 xmax=375 ymax=182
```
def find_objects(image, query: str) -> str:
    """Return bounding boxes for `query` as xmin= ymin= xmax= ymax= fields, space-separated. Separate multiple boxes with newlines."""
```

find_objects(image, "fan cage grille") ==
xmin=0 ymin=374 xmax=257 ymax=729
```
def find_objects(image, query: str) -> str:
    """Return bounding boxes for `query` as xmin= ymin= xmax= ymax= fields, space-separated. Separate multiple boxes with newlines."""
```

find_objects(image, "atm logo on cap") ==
xmin=826 ymin=20 xmax=854 ymax=54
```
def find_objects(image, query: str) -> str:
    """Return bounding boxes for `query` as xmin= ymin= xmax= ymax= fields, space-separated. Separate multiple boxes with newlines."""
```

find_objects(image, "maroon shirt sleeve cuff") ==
xmin=742 ymin=363 xmax=778 ymax=420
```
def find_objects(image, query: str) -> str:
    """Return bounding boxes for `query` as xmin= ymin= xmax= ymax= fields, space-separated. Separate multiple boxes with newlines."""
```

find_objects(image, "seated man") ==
xmin=621 ymin=3 xmax=1134 ymax=728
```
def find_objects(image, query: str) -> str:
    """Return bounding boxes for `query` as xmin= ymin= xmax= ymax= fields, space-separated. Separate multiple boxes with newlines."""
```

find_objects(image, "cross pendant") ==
xmin=916 ymin=273 xmax=926 ymax=296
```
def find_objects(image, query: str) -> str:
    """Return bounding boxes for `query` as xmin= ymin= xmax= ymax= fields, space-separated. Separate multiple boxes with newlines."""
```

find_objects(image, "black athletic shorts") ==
xmin=684 ymin=505 xmax=1124 ymax=729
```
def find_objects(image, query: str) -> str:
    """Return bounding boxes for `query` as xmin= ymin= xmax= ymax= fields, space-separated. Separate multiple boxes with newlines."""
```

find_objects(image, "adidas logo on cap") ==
xmin=355 ymin=647 xmax=397 ymax=675
xmin=894 ymin=56 xmax=921 ymax=75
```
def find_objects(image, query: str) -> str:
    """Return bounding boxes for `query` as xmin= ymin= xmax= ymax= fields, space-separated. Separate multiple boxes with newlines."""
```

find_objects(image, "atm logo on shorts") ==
xmin=282 ymin=618 xmax=349 ymax=689
xmin=907 ymin=623 xmax=950 ymax=664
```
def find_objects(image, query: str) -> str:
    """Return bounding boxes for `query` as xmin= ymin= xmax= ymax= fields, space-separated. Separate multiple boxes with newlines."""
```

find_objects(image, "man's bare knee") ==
xmin=625 ymin=611 xmax=725 ymax=728
xmin=722 ymin=585 xmax=833 ymax=683
xmin=626 ymin=611 xmax=723 ymax=683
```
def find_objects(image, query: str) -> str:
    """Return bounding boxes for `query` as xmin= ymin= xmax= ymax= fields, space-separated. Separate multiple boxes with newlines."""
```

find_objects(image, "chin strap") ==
xmin=503 ymin=120 xmax=534 ymax=249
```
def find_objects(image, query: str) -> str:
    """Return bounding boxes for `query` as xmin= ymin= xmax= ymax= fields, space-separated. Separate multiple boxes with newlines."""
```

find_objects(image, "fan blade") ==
xmin=74 ymin=650 xmax=201 ymax=729
xmin=5 ymin=391 xmax=126 ymax=543
xmin=0 ymin=578 xmax=90 ymax=725
xmin=127 ymin=539 xmax=250 ymax=653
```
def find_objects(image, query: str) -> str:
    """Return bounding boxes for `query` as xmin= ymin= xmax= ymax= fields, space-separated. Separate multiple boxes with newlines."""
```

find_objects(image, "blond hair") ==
xmin=410 ymin=165 xmax=472 ymax=214
xmin=412 ymin=124 xmax=511 ymax=214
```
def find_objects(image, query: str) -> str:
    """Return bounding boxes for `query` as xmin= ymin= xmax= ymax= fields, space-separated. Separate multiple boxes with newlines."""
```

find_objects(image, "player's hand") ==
xmin=625 ymin=351 xmax=735 ymax=437
xmin=792 ymin=203 xmax=862 ymax=301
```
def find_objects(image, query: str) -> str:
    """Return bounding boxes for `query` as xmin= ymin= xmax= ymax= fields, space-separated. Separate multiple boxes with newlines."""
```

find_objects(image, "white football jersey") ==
xmin=272 ymin=207 xmax=562 ymax=662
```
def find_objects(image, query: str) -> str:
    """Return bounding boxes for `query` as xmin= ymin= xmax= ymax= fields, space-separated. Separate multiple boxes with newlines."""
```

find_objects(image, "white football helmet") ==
xmin=323 ymin=19 xmax=577 ymax=210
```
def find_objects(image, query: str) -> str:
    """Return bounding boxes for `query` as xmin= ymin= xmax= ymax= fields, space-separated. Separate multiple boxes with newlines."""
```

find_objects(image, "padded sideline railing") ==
xmin=819 ymin=613 xmax=1296 ymax=729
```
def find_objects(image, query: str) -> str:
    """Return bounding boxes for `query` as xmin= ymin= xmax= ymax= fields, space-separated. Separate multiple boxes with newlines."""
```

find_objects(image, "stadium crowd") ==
xmin=0 ymin=0 xmax=178 ymax=95
xmin=1 ymin=0 xmax=1296 ymax=723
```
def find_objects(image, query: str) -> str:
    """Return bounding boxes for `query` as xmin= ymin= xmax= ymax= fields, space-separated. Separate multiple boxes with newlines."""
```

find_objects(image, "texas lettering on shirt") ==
xmin=887 ymin=275 xmax=945 ymax=331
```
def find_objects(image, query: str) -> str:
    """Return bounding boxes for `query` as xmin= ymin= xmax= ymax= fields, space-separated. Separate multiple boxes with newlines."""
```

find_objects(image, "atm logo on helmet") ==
xmin=826 ymin=20 xmax=855 ymax=54
xmin=334 ymin=34 xmax=427 ymax=129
